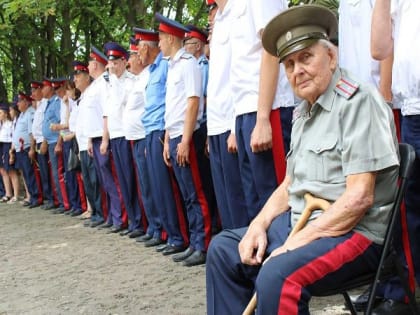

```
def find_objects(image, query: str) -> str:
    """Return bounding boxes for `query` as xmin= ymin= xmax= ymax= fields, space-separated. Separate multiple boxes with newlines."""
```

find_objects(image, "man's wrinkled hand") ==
xmin=238 ymin=222 xmax=267 ymax=266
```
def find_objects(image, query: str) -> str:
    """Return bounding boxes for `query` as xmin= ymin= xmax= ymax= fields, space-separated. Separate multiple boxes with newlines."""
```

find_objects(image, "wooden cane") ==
xmin=242 ymin=193 xmax=331 ymax=315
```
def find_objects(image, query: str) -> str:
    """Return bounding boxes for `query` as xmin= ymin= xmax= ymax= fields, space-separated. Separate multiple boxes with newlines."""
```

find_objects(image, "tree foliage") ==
xmin=0 ymin=0 xmax=338 ymax=102
xmin=0 ymin=0 xmax=208 ymax=102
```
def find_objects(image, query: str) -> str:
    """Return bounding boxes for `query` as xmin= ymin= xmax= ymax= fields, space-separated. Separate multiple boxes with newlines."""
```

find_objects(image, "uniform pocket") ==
xmin=307 ymin=136 xmax=340 ymax=182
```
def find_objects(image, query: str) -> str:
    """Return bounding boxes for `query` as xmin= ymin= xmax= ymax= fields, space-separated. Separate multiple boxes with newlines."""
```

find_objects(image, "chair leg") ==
xmin=342 ymin=292 xmax=358 ymax=315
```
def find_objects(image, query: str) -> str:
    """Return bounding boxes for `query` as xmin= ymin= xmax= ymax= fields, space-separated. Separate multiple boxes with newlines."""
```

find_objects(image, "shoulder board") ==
xmin=334 ymin=77 xmax=359 ymax=100
xmin=181 ymin=55 xmax=192 ymax=60
xmin=199 ymin=59 xmax=208 ymax=65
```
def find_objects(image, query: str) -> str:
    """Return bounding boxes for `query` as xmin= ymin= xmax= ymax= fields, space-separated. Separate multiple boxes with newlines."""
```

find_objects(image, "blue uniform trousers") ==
xmin=15 ymin=149 xmax=39 ymax=205
xmin=62 ymin=140 xmax=82 ymax=211
xmin=169 ymin=132 xmax=212 ymax=251
xmin=110 ymin=137 xmax=143 ymax=232
xmin=48 ymin=143 xmax=64 ymax=207
xmin=235 ymin=112 xmax=279 ymax=221
xmin=36 ymin=143 xmax=53 ymax=205
xmin=133 ymin=138 xmax=162 ymax=238
xmin=380 ymin=114 xmax=420 ymax=301
xmin=91 ymin=137 xmax=122 ymax=227
xmin=145 ymin=130 xmax=184 ymax=246
xmin=206 ymin=212 xmax=382 ymax=315
xmin=208 ymin=131 xmax=248 ymax=229
xmin=80 ymin=150 xmax=103 ymax=222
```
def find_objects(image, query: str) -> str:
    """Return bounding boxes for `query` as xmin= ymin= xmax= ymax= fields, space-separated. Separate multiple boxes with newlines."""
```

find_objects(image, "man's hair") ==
xmin=318 ymin=39 xmax=337 ymax=54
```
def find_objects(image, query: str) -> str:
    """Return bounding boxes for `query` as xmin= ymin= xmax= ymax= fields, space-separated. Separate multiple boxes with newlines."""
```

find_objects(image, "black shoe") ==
xmin=182 ymin=250 xmax=206 ymax=267
xmin=53 ymin=207 xmax=65 ymax=214
xmin=129 ymin=230 xmax=145 ymax=239
xmin=348 ymin=288 xmax=382 ymax=312
xmin=144 ymin=238 xmax=165 ymax=247
xmin=28 ymin=203 xmax=41 ymax=209
xmin=64 ymin=209 xmax=74 ymax=215
xmin=172 ymin=247 xmax=195 ymax=262
xmin=97 ymin=222 xmax=113 ymax=229
xmin=42 ymin=203 xmax=56 ymax=210
xmin=107 ymin=225 xmax=124 ymax=234
xmin=156 ymin=243 xmax=169 ymax=252
xmin=90 ymin=220 xmax=105 ymax=228
xmin=119 ymin=230 xmax=130 ymax=236
xmin=372 ymin=299 xmax=412 ymax=315
xmin=136 ymin=234 xmax=152 ymax=242
xmin=23 ymin=200 xmax=31 ymax=207
xmin=70 ymin=209 xmax=83 ymax=217
xmin=162 ymin=244 xmax=186 ymax=256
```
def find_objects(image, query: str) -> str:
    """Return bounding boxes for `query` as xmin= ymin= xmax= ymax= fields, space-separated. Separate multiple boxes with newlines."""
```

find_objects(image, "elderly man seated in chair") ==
xmin=205 ymin=5 xmax=399 ymax=315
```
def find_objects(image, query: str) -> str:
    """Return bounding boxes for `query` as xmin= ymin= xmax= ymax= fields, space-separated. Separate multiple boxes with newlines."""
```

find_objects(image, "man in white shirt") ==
xmin=157 ymin=13 xmax=211 ymax=266
xmin=30 ymin=80 xmax=55 ymax=209
xmin=101 ymin=42 xmax=144 ymax=236
xmin=124 ymin=35 xmax=151 ymax=239
xmin=230 ymin=0 xmax=295 ymax=222
xmin=85 ymin=46 xmax=119 ymax=228
xmin=206 ymin=0 xmax=247 ymax=229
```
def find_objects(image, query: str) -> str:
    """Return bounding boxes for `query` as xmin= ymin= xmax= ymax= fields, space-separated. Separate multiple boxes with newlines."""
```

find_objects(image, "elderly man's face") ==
xmin=283 ymin=42 xmax=337 ymax=105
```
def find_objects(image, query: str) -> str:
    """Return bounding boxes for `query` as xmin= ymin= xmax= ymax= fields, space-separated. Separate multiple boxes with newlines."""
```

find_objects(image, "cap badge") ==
xmin=286 ymin=31 xmax=292 ymax=41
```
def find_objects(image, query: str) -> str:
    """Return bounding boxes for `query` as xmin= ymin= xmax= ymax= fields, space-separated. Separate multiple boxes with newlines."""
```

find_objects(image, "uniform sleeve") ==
xmin=253 ymin=0 xmax=288 ymax=37
xmin=340 ymin=91 xmax=399 ymax=175
xmin=27 ymin=109 xmax=35 ymax=135
xmin=184 ymin=58 xmax=202 ymax=99
xmin=99 ymin=77 xmax=110 ymax=117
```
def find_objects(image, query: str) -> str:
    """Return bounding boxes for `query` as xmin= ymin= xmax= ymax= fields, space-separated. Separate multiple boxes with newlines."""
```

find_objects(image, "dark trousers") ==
xmin=381 ymin=114 xmax=420 ymax=301
xmin=209 ymin=131 xmax=248 ymax=229
xmin=62 ymin=140 xmax=82 ymax=210
xmin=48 ymin=143 xmax=64 ymax=207
xmin=133 ymin=138 xmax=162 ymax=238
xmin=110 ymin=137 xmax=143 ymax=232
xmin=80 ymin=150 xmax=102 ymax=222
xmin=145 ymin=130 xmax=185 ymax=246
xmin=15 ymin=149 xmax=39 ymax=205
xmin=169 ymin=132 xmax=212 ymax=252
xmin=235 ymin=111 xmax=279 ymax=221
xmin=206 ymin=212 xmax=382 ymax=315
xmin=91 ymin=137 xmax=122 ymax=227
xmin=36 ymin=143 xmax=53 ymax=204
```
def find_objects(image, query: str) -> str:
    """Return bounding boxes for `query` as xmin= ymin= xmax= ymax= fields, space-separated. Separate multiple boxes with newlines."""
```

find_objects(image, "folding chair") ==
xmin=315 ymin=143 xmax=418 ymax=315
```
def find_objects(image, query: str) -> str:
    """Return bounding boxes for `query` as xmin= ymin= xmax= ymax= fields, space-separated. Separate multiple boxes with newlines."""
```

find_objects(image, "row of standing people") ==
xmin=0 ymin=2 xmax=295 ymax=268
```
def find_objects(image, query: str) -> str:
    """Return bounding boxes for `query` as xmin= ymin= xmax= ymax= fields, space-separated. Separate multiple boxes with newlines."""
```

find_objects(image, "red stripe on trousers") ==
xmin=57 ymin=151 xmax=69 ymax=209
xmin=189 ymin=142 xmax=212 ymax=250
xmin=32 ymin=160 xmax=43 ymax=204
xmin=393 ymin=109 xmax=401 ymax=142
xmin=101 ymin=189 xmax=108 ymax=221
xmin=168 ymin=167 xmax=189 ymax=244
xmin=76 ymin=172 xmax=87 ymax=211
xmin=48 ymin=159 xmax=59 ymax=206
xmin=400 ymin=202 xmax=416 ymax=300
xmin=278 ymin=233 xmax=372 ymax=315
xmin=270 ymin=109 xmax=286 ymax=185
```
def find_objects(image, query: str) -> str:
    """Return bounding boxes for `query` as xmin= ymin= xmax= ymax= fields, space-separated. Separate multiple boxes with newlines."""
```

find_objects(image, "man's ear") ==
xmin=328 ymin=46 xmax=338 ymax=71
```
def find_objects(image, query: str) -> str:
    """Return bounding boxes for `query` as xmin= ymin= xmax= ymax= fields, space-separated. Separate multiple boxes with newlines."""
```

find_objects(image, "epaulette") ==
xmin=334 ymin=77 xmax=359 ymax=100
xmin=199 ymin=59 xmax=208 ymax=65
